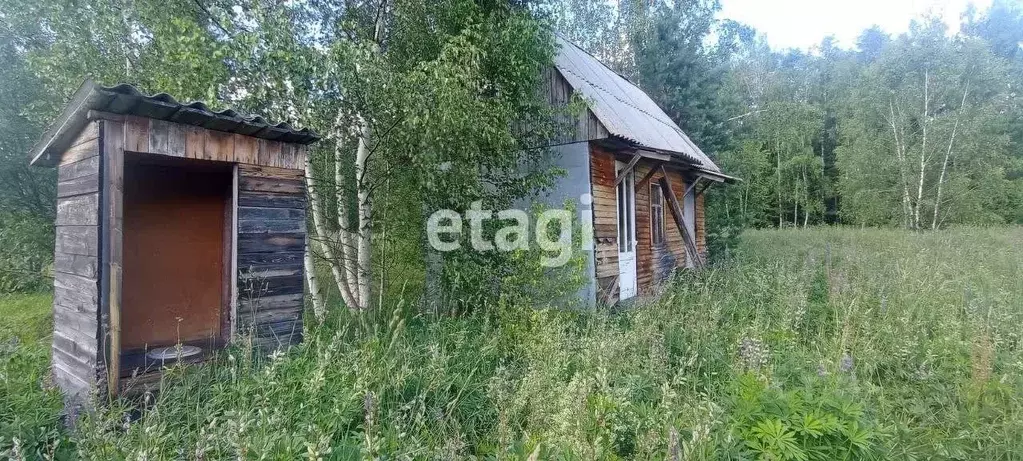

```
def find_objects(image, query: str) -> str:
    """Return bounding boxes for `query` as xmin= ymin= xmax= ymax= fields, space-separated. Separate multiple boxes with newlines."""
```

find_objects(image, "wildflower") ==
xmin=839 ymin=351 xmax=854 ymax=374
xmin=737 ymin=335 xmax=769 ymax=372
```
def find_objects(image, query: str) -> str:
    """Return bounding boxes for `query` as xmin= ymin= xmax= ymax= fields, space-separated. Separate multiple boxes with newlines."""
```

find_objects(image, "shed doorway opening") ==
xmin=120 ymin=152 xmax=234 ymax=378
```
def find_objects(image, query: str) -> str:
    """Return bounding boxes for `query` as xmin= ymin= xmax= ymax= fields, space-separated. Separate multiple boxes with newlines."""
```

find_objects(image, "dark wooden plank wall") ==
xmin=235 ymin=164 xmax=306 ymax=350
xmin=542 ymin=67 xmax=610 ymax=145
xmin=589 ymin=143 xmax=710 ymax=302
xmin=52 ymin=121 xmax=102 ymax=401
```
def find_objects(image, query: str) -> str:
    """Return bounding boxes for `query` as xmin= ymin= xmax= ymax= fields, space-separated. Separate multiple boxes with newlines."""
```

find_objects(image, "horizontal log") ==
xmin=52 ymin=344 xmax=99 ymax=381
xmin=250 ymin=332 xmax=302 ymax=351
xmin=238 ymin=264 xmax=303 ymax=281
xmin=238 ymin=274 xmax=304 ymax=298
xmin=238 ymin=207 xmax=305 ymax=221
xmin=238 ymin=218 xmax=306 ymax=234
xmin=57 ymin=173 xmax=100 ymax=198
xmin=54 ymin=253 xmax=98 ymax=279
xmin=58 ymin=156 xmax=100 ymax=182
xmin=53 ymin=329 xmax=98 ymax=358
xmin=238 ymin=233 xmax=305 ymax=254
xmin=61 ymin=139 xmax=99 ymax=166
xmin=238 ymin=306 xmax=304 ymax=327
xmin=237 ymin=250 xmax=304 ymax=268
xmin=52 ymin=363 xmax=94 ymax=397
xmin=56 ymin=195 xmax=99 ymax=225
xmin=54 ymin=303 xmax=99 ymax=333
xmin=55 ymin=225 xmax=98 ymax=257
xmin=238 ymin=190 xmax=306 ymax=209
xmin=238 ymin=293 xmax=303 ymax=312
xmin=238 ymin=163 xmax=304 ymax=181
xmin=253 ymin=318 xmax=304 ymax=337
xmin=54 ymin=272 xmax=98 ymax=306
xmin=238 ymin=176 xmax=304 ymax=194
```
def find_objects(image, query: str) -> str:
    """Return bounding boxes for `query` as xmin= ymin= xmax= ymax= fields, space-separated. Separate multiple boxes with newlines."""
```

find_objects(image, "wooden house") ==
xmin=540 ymin=37 xmax=737 ymax=306
xmin=29 ymin=81 xmax=318 ymax=403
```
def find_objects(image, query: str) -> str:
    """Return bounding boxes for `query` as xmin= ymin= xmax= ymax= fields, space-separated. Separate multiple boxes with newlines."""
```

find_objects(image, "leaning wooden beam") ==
xmin=658 ymin=167 xmax=703 ymax=269
xmin=613 ymin=154 xmax=642 ymax=187
xmin=636 ymin=162 xmax=663 ymax=189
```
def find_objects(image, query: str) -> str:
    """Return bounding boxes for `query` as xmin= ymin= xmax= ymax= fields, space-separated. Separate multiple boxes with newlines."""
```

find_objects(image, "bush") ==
xmin=0 ymin=212 xmax=53 ymax=293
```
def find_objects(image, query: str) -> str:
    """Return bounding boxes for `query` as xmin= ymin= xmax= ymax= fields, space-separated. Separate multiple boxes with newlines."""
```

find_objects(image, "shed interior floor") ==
xmin=120 ymin=153 xmax=233 ymax=367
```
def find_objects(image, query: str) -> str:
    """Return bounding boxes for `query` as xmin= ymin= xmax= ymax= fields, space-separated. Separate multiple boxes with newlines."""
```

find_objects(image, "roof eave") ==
xmin=29 ymin=80 xmax=102 ymax=167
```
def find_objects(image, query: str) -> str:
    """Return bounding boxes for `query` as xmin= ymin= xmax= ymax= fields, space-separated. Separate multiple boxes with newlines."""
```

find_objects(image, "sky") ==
xmin=718 ymin=0 xmax=994 ymax=51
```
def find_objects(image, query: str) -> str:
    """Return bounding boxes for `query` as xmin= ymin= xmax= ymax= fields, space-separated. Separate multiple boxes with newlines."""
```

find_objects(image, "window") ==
xmin=651 ymin=184 xmax=665 ymax=245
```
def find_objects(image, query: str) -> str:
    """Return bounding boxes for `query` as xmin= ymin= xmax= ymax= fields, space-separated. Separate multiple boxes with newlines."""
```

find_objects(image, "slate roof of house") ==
xmin=30 ymin=80 xmax=319 ymax=167
xmin=554 ymin=36 xmax=722 ymax=174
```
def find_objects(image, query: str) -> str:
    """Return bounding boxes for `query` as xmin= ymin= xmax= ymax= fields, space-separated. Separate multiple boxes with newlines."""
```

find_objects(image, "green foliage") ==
xmin=0 ymin=212 xmax=54 ymax=294
xmin=5 ymin=228 xmax=1023 ymax=458
xmin=724 ymin=374 xmax=880 ymax=460
xmin=0 ymin=294 xmax=69 ymax=460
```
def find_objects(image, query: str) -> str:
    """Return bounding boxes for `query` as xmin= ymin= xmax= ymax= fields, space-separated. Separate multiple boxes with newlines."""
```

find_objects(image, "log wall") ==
xmin=235 ymin=164 xmax=306 ymax=350
xmin=52 ymin=121 xmax=102 ymax=402
xmin=589 ymin=143 xmax=709 ymax=303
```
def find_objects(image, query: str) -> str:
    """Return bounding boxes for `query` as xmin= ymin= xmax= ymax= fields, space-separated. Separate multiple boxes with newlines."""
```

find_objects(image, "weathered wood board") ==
xmin=589 ymin=142 xmax=709 ymax=301
xmin=235 ymin=164 xmax=306 ymax=349
xmin=51 ymin=121 xmax=102 ymax=403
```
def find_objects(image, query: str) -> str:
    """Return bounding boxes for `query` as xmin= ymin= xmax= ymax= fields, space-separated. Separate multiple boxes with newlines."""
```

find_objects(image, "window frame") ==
xmin=650 ymin=182 xmax=665 ymax=245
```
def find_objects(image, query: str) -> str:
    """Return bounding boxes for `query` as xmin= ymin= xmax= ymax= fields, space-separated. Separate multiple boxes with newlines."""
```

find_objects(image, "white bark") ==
xmin=304 ymin=241 xmax=325 ymax=321
xmin=932 ymin=80 xmax=970 ymax=229
xmin=888 ymin=99 xmax=913 ymax=229
xmin=332 ymin=112 xmax=360 ymax=300
xmin=914 ymin=70 xmax=930 ymax=230
xmin=306 ymin=153 xmax=358 ymax=308
xmin=354 ymin=118 xmax=373 ymax=310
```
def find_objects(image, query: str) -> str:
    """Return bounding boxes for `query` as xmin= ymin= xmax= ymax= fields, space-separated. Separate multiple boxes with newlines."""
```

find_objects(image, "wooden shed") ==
xmin=537 ymin=37 xmax=738 ymax=306
xmin=29 ymin=81 xmax=318 ymax=403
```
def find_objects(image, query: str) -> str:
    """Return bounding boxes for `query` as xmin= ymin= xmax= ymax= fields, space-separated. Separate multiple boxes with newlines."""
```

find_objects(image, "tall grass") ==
xmin=2 ymin=227 xmax=1022 ymax=459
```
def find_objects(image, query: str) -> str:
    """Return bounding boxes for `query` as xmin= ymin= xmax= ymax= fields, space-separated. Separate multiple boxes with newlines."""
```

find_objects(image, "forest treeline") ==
xmin=547 ymin=0 xmax=1023 ymax=237
xmin=0 ymin=0 xmax=1021 ymax=294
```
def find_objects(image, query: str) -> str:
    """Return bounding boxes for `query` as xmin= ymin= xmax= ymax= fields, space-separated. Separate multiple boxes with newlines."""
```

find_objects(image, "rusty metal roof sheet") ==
xmin=30 ymin=80 xmax=319 ymax=167
xmin=554 ymin=36 xmax=721 ymax=173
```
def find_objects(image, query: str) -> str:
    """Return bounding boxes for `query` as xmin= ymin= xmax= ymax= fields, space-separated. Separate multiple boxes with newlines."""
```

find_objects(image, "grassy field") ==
xmin=2 ymin=227 xmax=1022 ymax=459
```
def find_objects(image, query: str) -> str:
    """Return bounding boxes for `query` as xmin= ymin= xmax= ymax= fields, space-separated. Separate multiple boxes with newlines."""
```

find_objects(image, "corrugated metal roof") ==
xmin=554 ymin=36 xmax=721 ymax=173
xmin=30 ymin=80 xmax=319 ymax=167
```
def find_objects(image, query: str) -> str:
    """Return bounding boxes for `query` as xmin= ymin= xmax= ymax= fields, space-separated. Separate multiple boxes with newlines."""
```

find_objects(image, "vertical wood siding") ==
xmin=52 ymin=121 xmax=102 ymax=401
xmin=118 ymin=115 xmax=306 ymax=169
xmin=235 ymin=164 xmax=307 ymax=350
xmin=542 ymin=68 xmax=610 ymax=145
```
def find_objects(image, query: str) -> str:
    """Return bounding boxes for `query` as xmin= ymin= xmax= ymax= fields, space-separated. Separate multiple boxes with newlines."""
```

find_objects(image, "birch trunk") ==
xmin=306 ymin=153 xmax=358 ymax=308
xmin=332 ymin=113 xmax=360 ymax=300
xmin=304 ymin=241 xmax=325 ymax=321
xmin=914 ymin=70 xmax=929 ymax=230
xmin=888 ymin=99 xmax=913 ymax=229
xmin=354 ymin=118 xmax=373 ymax=310
xmin=777 ymin=140 xmax=783 ymax=228
xmin=932 ymin=81 xmax=970 ymax=229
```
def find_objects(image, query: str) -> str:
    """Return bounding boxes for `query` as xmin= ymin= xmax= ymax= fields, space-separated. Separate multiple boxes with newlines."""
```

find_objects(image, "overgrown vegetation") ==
xmin=3 ymin=228 xmax=1021 ymax=459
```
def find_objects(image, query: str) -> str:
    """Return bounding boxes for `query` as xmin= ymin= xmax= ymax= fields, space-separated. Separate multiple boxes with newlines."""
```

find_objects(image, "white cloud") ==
xmin=718 ymin=0 xmax=993 ymax=50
